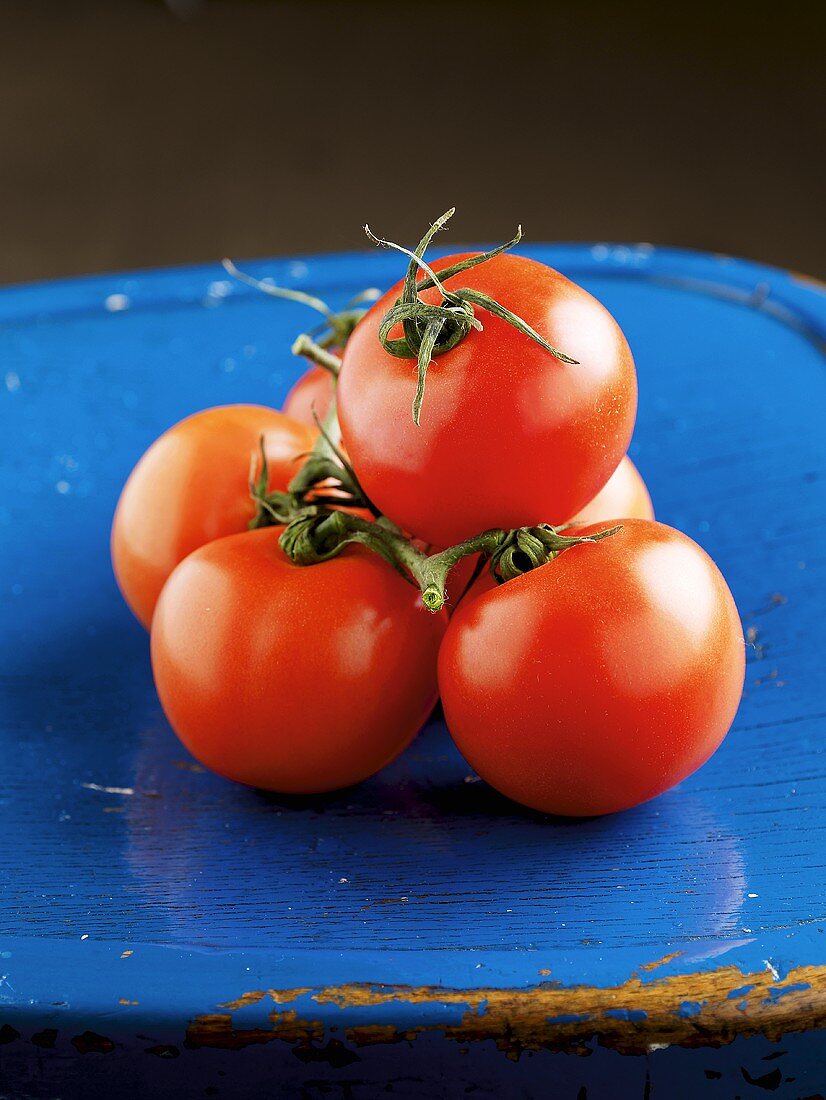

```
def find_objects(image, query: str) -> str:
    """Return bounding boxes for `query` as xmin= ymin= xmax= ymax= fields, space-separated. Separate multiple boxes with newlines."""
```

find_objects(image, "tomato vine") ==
xmin=224 ymin=264 xmax=621 ymax=614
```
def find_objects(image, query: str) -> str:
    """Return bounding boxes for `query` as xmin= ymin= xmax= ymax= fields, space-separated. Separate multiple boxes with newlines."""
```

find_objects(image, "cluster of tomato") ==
xmin=112 ymin=217 xmax=745 ymax=816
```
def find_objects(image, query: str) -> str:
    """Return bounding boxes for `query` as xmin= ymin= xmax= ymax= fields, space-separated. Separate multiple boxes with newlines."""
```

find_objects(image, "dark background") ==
xmin=2 ymin=0 xmax=824 ymax=286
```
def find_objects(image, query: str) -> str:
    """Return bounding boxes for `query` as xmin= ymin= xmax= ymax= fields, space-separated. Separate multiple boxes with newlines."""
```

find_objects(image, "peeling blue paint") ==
xmin=727 ymin=985 xmax=755 ymax=1000
xmin=676 ymin=1001 xmax=705 ymax=1018
xmin=763 ymin=983 xmax=812 ymax=1005
xmin=603 ymin=1009 xmax=648 ymax=1024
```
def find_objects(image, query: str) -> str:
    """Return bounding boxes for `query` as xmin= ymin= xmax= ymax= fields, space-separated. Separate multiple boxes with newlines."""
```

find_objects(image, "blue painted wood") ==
xmin=1 ymin=245 xmax=825 ymax=1097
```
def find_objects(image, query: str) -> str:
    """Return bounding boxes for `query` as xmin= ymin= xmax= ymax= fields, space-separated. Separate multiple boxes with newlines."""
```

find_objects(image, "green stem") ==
xmin=286 ymin=383 xmax=383 ymax=517
xmin=223 ymin=258 xmax=337 ymax=322
xmin=313 ymin=393 xmax=343 ymax=455
xmin=278 ymin=503 xmax=623 ymax=613
xmin=416 ymin=531 xmax=506 ymax=610
xmin=286 ymin=396 xmax=353 ymax=498
xmin=311 ymin=518 xmax=505 ymax=611
xmin=291 ymin=334 xmax=342 ymax=379
xmin=223 ymin=259 xmax=378 ymax=350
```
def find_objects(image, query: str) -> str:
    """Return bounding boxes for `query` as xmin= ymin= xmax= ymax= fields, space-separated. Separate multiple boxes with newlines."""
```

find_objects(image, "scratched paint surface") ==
xmin=1 ymin=246 xmax=825 ymax=1052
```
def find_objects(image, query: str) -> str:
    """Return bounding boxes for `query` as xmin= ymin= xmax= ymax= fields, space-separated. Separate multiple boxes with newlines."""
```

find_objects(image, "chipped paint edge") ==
xmin=185 ymin=962 xmax=826 ymax=1059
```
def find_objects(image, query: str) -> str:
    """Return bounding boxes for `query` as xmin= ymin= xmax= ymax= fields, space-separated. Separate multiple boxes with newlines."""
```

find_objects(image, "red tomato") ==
xmin=439 ymin=520 xmax=744 ymax=816
xmin=446 ymin=455 xmax=654 ymax=610
xmin=151 ymin=528 xmax=446 ymax=792
xmin=569 ymin=455 xmax=653 ymax=525
xmin=112 ymin=405 xmax=315 ymax=629
xmin=338 ymin=252 xmax=637 ymax=546
xmin=283 ymin=364 xmax=336 ymax=426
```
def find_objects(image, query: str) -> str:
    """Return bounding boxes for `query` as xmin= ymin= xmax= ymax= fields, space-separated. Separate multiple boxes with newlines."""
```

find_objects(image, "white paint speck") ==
xmin=82 ymin=783 xmax=135 ymax=795
xmin=748 ymin=892 xmax=759 ymax=899
xmin=338 ymin=878 xmax=349 ymax=883
xmin=648 ymin=1042 xmax=670 ymax=1052
xmin=764 ymin=959 xmax=780 ymax=981
xmin=55 ymin=480 xmax=71 ymax=495
xmin=104 ymin=293 xmax=130 ymax=312
xmin=80 ymin=934 xmax=89 ymax=940
xmin=5 ymin=371 xmax=21 ymax=392
xmin=208 ymin=280 xmax=232 ymax=299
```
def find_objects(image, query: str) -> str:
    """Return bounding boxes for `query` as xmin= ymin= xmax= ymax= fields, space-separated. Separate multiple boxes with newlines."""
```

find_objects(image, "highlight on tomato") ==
xmin=338 ymin=212 xmax=638 ymax=547
xmin=111 ymin=405 xmax=315 ymax=629
xmin=438 ymin=520 xmax=745 ymax=817
xmin=151 ymin=528 xmax=446 ymax=793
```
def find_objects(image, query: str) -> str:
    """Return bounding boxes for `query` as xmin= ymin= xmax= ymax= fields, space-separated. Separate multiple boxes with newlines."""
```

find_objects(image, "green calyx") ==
xmin=248 ymin=354 xmax=375 ymax=529
xmin=489 ymin=523 xmax=622 ymax=582
xmin=248 ymin=322 xmax=378 ymax=528
xmin=240 ymin=214 xmax=621 ymax=616
xmin=364 ymin=208 xmax=579 ymax=425
xmin=276 ymin=504 xmax=621 ymax=614
xmin=249 ymin=402 xmax=378 ymax=530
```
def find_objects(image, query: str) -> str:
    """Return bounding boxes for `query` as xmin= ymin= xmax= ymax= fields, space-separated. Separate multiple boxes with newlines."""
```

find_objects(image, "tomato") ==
xmin=446 ymin=455 xmax=654 ymax=609
xmin=112 ymin=405 xmax=315 ymax=629
xmin=439 ymin=520 xmax=744 ymax=816
xmin=151 ymin=528 xmax=446 ymax=792
xmin=569 ymin=455 xmax=653 ymax=525
xmin=283 ymin=364 xmax=336 ymax=426
xmin=338 ymin=252 xmax=637 ymax=546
